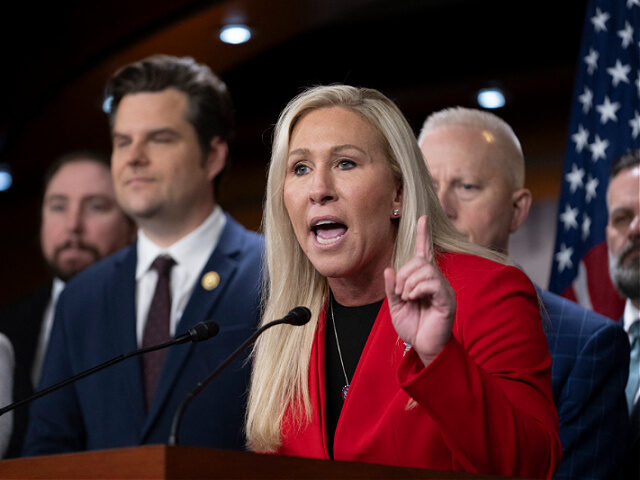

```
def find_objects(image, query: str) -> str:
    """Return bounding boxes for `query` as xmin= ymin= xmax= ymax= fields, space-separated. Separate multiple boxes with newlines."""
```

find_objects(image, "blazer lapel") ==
xmin=313 ymin=308 xmax=329 ymax=456
xmin=140 ymin=217 xmax=242 ymax=439
xmin=22 ymin=284 xmax=52 ymax=378
xmin=333 ymin=299 xmax=404 ymax=460
xmin=630 ymin=399 xmax=640 ymax=445
xmin=106 ymin=246 xmax=147 ymax=435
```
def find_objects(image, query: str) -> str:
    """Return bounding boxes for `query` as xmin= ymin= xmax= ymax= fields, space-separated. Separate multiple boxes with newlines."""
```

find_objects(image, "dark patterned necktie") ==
xmin=142 ymin=255 xmax=175 ymax=408
xmin=626 ymin=321 xmax=640 ymax=413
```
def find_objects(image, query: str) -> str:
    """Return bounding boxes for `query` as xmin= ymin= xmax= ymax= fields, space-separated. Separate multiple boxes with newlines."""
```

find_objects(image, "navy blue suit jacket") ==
xmin=0 ymin=283 xmax=51 ymax=457
xmin=541 ymin=288 xmax=630 ymax=480
xmin=23 ymin=215 xmax=263 ymax=455
xmin=627 ymin=398 xmax=640 ymax=479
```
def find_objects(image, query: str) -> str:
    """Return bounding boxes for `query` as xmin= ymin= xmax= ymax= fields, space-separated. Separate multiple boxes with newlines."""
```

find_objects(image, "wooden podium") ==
xmin=0 ymin=445 xmax=508 ymax=479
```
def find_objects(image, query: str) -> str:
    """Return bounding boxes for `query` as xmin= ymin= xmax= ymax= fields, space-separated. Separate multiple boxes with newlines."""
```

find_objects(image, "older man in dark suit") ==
xmin=23 ymin=55 xmax=263 ymax=455
xmin=418 ymin=107 xmax=630 ymax=479
xmin=0 ymin=152 xmax=135 ymax=457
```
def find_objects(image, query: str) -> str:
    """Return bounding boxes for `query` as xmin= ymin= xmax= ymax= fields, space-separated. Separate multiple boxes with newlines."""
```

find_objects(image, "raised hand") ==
xmin=384 ymin=215 xmax=456 ymax=366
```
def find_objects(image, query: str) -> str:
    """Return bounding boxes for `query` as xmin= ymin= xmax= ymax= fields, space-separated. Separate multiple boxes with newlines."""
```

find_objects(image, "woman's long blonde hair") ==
xmin=245 ymin=85 xmax=504 ymax=452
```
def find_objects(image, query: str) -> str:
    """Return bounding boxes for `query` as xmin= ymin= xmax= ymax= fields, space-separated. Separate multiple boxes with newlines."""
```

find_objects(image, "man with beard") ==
xmin=0 ymin=151 xmax=135 ymax=457
xmin=606 ymin=150 xmax=640 ymax=478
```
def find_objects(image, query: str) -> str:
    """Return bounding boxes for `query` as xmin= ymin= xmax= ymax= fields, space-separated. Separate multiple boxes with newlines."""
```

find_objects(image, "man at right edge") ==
xmin=606 ymin=150 xmax=640 ymax=479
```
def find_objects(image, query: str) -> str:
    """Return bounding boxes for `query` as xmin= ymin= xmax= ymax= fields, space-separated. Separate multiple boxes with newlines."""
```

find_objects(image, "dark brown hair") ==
xmin=43 ymin=150 xmax=110 ymax=194
xmin=611 ymin=149 xmax=640 ymax=180
xmin=104 ymin=55 xmax=234 ymax=155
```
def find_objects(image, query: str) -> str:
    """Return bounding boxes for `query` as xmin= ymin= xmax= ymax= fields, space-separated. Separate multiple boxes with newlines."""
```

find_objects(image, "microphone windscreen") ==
xmin=188 ymin=321 xmax=220 ymax=342
xmin=283 ymin=306 xmax=312 ymax=326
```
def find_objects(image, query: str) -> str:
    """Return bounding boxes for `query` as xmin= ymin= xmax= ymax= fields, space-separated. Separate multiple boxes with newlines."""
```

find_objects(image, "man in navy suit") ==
xmin=418 ymin=107 xmax=630 ymax=479
xmin=23 ymin=55 xmax=264 ymax=455
xmin=606 ymin=150 xmax=640 ymax=479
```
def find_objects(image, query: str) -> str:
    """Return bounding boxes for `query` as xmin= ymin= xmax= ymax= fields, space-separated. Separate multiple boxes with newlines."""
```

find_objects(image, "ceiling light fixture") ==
xmin=0 ymin=163 xmax=13 ymax=192
xmin=477 ymin=88 xmax=506 ymax=109
xmin=102 ymin=95 xmax=113 ymax=114
xmin=219 ymin=24 xmax=252 ymax=45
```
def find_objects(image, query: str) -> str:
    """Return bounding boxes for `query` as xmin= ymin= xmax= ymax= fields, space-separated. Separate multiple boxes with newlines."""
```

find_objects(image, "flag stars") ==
xmin=578 ymin=87 xmax=593 ymax=113
xmin=591 ymin=8 xmax=610 ymax=32
xmin=589 ymin=134 xmax=610 ymax=162
xmin=571 ymin=124 xmax=590 ymax=152
xmin=585 ymin=175 xmax=599 ymax=203
xmin=565 ymin=163 xmax=585 ymax=193
xmin=560 ymin=204 xmax=580 ymax=231
xmin=631 ymin=111 xmax=640 ymax=139
xmin=617 ymin=21 xmax=634 ymax=48
xmin=555 ymin=243 xmax=574 ymax=273
xmin=584 ymin=48 xmax=599 ymax=75
xmin=595 ymin=96 xmax=621 ymax=124
xmin=607 ymin=60 xmax=631 ymax=87
xmin=582 ymin=214 xmax=591 ymax=241
xmin=552 ymin=1 xmax=637 ymax=302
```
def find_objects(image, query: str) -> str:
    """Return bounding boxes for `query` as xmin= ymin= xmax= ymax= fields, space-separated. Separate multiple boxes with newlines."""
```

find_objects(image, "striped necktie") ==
xmin=142 ymin=255 xmax=175 ymax=409
xmin=626 ymin=320 xmax=640 ymax=414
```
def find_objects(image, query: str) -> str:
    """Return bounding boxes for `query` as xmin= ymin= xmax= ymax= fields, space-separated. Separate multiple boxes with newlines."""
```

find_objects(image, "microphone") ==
xmin=168 ymin=306 xmax=311 ymax=446
xmin=0 ymin=320 xmax=220 ymax=417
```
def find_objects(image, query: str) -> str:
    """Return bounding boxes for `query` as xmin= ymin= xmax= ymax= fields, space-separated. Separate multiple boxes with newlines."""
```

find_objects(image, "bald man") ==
xmin=419 ymin=107 xmax=630 ymax=479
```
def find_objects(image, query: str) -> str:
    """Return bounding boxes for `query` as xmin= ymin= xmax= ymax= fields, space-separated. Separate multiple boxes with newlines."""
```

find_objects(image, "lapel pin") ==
xmin=201 ymin=271 xmax=220 ymax=291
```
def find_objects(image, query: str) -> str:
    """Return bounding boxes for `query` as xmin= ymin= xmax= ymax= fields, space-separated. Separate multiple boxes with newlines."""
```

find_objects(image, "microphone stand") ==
xmin=0 ymin=322 xmax=218 ymax=417
xmin=168 ymin=310 xmax=309 ymax=446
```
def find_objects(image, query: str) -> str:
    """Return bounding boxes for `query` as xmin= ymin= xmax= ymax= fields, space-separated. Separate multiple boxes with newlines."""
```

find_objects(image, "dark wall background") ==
xmin=0 ymin=0 xmax=586 ymax=305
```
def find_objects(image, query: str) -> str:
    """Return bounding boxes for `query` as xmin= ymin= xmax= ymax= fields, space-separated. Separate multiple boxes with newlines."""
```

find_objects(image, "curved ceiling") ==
xmin=0 ymin=0 xmax=586 ymax=302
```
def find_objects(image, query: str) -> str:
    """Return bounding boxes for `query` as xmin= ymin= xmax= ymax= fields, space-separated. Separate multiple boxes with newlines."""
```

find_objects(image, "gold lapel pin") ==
xmin=201 ymin=271 xmax=220 ymax=291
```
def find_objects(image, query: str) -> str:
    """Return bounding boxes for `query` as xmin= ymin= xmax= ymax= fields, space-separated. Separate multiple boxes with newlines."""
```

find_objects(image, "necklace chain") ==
xmin=330 ymin=297 xmax=350 ymax=400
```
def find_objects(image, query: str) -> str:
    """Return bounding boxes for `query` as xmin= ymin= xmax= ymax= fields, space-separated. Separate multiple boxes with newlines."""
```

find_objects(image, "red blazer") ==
xmin=278 ymin=252 xmax=561 ymax=479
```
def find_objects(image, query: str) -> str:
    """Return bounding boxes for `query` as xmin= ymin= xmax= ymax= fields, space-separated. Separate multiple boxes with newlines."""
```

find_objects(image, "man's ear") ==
xmin=509 ymin=188 xmax=532 ymax=233
xmin=204 ymin=137 xmax=228 ymax=181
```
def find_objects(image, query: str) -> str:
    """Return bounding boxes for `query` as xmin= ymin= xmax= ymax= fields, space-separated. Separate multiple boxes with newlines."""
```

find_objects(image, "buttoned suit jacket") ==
xmin=0 ymin=283 xmax=51 ymax=457
xmin=540 ymin=288 xmax=630 ymax=480
xmin=23 ymin=215 xmax=263 ymax=455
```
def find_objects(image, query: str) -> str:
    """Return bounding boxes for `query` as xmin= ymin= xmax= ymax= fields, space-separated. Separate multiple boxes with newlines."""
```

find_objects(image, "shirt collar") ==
xmin=136 ymin=205 xmax=226 ymax=279
xmin=623 ymin=299 xmax=640 ymax=334
xmin=51 ymin=277 xmax=65 ymax=303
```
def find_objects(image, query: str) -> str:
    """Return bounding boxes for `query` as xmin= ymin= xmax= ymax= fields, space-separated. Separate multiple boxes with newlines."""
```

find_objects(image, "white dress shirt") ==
xmin=32 ymin=278 xmax=65 ymax=387
xmin=135 ymin=206 xmax=226 ymax=346
xmin=623 ymin=299 xmax=640 ymax=405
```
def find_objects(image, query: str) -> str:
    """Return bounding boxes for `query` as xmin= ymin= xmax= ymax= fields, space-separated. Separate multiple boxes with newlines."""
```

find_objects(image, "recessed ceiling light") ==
xmin=477 ymin=88 xmax=506 ymax=109
xmin=0 ymin=164 xmax=13 ymax=192
xmin=102 ymin=95 xmax=113 ymax=114
xmin=219 ymin=25 xmax=252 ymax=45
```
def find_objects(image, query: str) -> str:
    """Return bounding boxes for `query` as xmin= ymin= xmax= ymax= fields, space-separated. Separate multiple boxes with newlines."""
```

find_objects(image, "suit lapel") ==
xmin=23 ymin=284 xmax=52 ymax=377
xmin=107 ymin=246 xmax=147 ymax=435
xmin=333 ymin=299 xmax=402 ymax=459
xmin=630 ymin=399 xmax=640 ymax=445
xmin=141 ymin=217 xmax=243 ymax=439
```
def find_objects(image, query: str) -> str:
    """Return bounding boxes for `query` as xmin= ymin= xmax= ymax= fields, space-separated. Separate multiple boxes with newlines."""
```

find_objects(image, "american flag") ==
xmin=549 ymin=0 xmax=640 ymax=320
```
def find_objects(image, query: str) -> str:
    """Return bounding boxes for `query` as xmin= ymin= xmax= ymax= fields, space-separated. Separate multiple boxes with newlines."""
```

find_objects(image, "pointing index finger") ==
xmin=415 ymin=215 xmax=433 ymax=262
